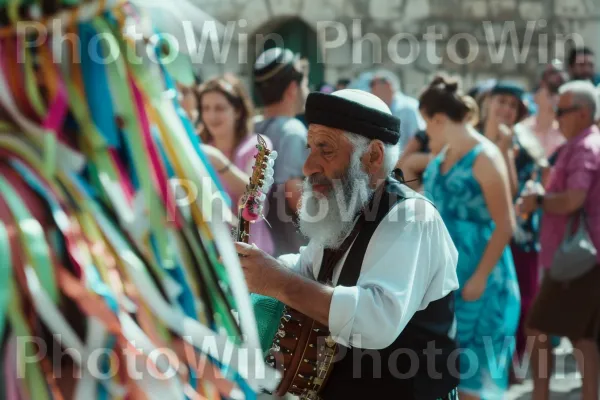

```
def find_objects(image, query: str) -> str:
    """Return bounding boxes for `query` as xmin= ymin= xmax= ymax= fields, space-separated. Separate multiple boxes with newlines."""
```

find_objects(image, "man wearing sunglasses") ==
xmin=518 ymin=80 xmax=600 ymax=400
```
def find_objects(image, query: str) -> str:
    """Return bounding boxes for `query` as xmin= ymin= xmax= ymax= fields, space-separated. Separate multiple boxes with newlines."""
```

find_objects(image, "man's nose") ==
xmin=303 ymin=153 xmax=323 ymax=177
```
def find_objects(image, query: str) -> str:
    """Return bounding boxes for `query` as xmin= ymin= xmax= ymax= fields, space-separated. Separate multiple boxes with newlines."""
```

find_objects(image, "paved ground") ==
xmin=259 ymin=339 xmax=585 ymax=399
xmin=507 ymin=339 xmax=584 ymax=400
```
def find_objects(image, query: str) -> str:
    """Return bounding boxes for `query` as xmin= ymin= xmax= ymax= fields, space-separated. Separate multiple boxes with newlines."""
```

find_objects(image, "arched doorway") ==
xmin=249 ymin=18 xmax=325 ymax=105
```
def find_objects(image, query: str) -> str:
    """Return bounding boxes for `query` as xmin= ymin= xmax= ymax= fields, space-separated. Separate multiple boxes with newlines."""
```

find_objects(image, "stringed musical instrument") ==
xmin=237 ymin=135 xmax=339 ymax=399
xmin=235 ymin=134 xmax=277 ymax=243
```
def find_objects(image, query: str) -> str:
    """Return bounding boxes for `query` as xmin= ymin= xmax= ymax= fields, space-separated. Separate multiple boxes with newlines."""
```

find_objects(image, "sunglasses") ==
xmin=369 ymin=78 xmax=387 ymax=88
xmin=555 ymin=105 xmax=581 ymax=118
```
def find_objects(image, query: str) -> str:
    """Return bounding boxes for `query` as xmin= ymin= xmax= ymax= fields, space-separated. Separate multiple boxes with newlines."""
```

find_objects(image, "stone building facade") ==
xmin=188 ymin=0 xmax=600 ymax=96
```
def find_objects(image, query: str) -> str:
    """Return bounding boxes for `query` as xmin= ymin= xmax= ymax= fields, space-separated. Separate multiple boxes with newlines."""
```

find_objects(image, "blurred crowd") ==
xmin=176 ymin=45 xmax=600 ymax=399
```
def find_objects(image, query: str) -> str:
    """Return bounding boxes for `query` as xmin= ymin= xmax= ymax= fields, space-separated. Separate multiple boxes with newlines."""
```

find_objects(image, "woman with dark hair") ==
xmin=421 ymin=76 xmax=520 ymax=400
xmin=196 ymin=74 xmax=274 ymax=255
xmin=397 ymin=96 xmax=479 ymax=190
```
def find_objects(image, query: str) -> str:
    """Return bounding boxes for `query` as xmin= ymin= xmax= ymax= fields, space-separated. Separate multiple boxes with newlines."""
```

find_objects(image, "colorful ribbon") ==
xmin=0 ymin=1 xmax=279 ymax=398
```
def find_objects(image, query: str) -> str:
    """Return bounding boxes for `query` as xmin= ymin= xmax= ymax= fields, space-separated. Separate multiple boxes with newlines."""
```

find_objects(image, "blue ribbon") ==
xmin=78 ymin=23 xmax=121 ymax=149
xmin=148 ymin=235 xmax=197 ymax=319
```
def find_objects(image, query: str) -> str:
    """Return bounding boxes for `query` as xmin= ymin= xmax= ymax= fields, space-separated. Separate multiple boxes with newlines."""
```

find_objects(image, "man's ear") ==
xmin=363 ymin=140 xmax=385 ymax=174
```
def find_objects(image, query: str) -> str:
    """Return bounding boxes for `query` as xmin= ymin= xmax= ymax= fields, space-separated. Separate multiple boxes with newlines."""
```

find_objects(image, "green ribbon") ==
xmin=0 ymin=181 xmax=50 ymax=400
xmin=181 ymin=226 xmax=240 ymax=339
xmin=6 ymin=282 xmax=50 ymax=400
xmin=22 ymin=44 xmax=46 ymax=118
xmin=0 ymin=221 xmax=11 ymax=340
xmin=0 ymin=175 xmax=59 ymax=303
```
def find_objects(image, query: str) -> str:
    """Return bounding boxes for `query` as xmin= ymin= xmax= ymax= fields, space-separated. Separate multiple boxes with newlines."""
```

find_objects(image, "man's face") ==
xmin=541 ymin=68 xmax=566 ymax=94
xmin=370 ymin=78 xmax=393 ymax=104
xmin=556 ymin=92 xmax=588 ymax=138
xmin=570 ymin=54 xmax=595 ymax=81
xmin=299 ymin=125 xmax=374 ymax=248
xmin=303 ymin=124 xmax=354 ymax=195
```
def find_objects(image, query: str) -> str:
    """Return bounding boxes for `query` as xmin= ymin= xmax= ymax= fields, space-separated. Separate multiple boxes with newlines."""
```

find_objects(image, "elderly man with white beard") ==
xmin=235 ymin=89 xmax=460 ymax=400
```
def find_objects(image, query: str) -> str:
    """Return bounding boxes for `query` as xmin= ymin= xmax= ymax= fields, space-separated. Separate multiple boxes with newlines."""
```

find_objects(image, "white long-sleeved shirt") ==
xmin=279 ymin=197 xmax=459 ymax=350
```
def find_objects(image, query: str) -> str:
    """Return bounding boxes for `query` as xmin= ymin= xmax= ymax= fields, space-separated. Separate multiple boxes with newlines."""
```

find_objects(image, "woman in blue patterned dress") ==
xmin=419 ymin=76 xmax=521 ymax=400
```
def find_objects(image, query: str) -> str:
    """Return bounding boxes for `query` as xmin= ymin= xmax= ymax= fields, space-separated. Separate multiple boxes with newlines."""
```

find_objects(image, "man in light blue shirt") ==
xmin=369 ymin=69 xmax=425 ymax=151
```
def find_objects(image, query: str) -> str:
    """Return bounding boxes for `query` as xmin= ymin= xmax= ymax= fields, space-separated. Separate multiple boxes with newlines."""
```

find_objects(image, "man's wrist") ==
xmin=536 ymin=193 xmax=544 ymax=208
xmin=264 ymin=262 xmax=290 ymax=300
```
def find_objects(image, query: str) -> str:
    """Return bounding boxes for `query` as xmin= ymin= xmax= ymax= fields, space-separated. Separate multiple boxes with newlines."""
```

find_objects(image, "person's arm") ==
xmin=505 ymin=149 xmax=519 ymax=197
xmin=400 ymin=153 xmax=431 ymax=190
xmin=521 ymin=144 xmax=595 ymax=216
xmin=397 ymin=107 xmax=424 ymax=151
xmin=396 ymin=135 xmax=423 ymax=168
xmin=397 ymin=133 xmax=432 ymax=189
xmin=495 ymin=125 xmax=519 ymax=197
xmin=236 ymin=241 xmax=330 ymax=325
xmin=201 ymin=144 xmax=250 ymax=204
xmin=464 ymin=148 xmax=516 ymax=301
xmin=544 ymin=144 xmax=596 ymax=214
xmin=271 ymin=267 xmax=334 ymax=326
xmin=539 ymin=190 xmax=587 ymax=215
xmin=326 ymin=201 xmax=458 ymax=349
xmin=237 ymin=200 xmax=460 ymax=350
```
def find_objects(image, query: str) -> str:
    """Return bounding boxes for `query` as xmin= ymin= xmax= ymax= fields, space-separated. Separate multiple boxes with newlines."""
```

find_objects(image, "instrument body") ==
xmin=267 ymin=306 xmax=337 ymax=399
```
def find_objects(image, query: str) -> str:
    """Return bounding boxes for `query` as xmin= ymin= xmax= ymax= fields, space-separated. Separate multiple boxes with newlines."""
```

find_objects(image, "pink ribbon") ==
xmin=109 ymin=148 xmax=135 ymax=206
xmin=4 ymin=336 xmax=24 ymax=400
xmin=129 ymin=77 xmax=180 ymax=227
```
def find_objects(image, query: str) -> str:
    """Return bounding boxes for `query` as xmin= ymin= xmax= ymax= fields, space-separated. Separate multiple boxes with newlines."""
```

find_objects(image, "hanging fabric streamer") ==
xmin=0 ymin=0 xmax=280 ymax=399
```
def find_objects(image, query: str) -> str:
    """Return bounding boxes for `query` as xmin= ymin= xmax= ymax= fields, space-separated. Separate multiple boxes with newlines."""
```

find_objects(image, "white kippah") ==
xmin=332 ymin=89 xmax=392 ymax=115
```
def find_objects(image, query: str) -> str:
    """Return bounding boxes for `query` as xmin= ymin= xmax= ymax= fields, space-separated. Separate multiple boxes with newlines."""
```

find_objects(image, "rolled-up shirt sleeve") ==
xmin=278 ymin=241 xmax=317 ymax=279
xmin=566 ymin=144 xmax=597 ymax=192
xmin=328 ymin=200 xmax=459 ymax=350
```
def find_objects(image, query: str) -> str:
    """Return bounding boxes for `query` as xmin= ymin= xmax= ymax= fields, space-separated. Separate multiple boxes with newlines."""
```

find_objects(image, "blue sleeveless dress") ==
xmin=423 ymin=143 xmax=521 ymax=399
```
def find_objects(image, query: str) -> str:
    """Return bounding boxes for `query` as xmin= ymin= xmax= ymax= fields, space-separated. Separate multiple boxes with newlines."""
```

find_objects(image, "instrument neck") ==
xmin=236 ymin=207 xmax=250 ymax=243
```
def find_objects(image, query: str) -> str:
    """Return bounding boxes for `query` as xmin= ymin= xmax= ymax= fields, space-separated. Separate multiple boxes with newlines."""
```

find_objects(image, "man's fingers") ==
xmin=234 ymin=241 xmax=254 ymax=256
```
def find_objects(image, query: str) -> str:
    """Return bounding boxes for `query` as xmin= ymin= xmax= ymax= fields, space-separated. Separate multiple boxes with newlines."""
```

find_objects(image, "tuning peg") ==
xmin=263 ymin=176 xmax=274 ymax=188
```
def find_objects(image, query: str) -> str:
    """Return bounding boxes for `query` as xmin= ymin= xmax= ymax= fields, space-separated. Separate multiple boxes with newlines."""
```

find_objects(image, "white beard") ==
xmin=298 ymin=153 xmax=375 ymax=249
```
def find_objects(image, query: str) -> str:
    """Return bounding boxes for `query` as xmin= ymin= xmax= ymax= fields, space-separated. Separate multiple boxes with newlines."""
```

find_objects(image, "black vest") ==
xmin=319 ymin=178 xmax=459 ymax=400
